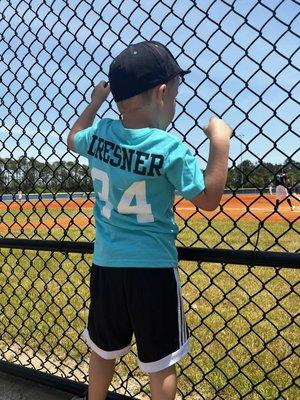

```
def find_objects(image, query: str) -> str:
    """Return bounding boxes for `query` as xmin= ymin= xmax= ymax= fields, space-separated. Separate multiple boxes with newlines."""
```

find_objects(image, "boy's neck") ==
xmin=122 ymin=110 xmax=167 ymax=130
xmin=121 ymin=113 xmax=160 ymax=130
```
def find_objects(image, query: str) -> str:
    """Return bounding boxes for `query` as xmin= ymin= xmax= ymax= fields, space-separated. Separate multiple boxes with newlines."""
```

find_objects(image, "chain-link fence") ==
xmin=1 ymin=241 xmax=299 ymax=399
xmin=1 ymin=0 xmax=300 ymax=399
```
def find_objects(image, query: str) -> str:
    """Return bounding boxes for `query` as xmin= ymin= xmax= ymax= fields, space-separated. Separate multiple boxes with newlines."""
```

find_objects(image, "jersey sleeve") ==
xmin=165 ymin=141 xmax=205 ymax=200
xmin=72 ymin=120 xmax=100 ymax=158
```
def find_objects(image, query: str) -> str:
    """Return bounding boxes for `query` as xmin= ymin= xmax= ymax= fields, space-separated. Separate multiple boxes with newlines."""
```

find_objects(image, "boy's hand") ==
xmin=91 ymin=81 xmax=110 ymax=106
xmin=204 ymin=116 xmax=232 ymax=141
xmin=67 ymin=80 xmax=110 ymax=152
xmin=191 ymin=116 xmax=232 ymax=211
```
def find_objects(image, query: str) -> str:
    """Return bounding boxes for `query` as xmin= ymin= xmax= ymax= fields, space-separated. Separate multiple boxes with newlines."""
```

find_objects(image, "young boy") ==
xmin=67 ymin=41 xmax=232 ymax=400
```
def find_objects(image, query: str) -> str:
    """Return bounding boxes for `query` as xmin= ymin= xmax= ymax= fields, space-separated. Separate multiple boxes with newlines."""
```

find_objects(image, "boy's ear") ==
xmin=157 ymin=83 xmax=167 ymax=105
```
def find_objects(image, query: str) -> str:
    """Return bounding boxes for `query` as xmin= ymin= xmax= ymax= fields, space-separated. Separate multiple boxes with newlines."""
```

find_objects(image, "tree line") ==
xmin=0 ymin=156 xmax=299 ymax=194
xmin=0 ymin=157 xmax=92 ymax=194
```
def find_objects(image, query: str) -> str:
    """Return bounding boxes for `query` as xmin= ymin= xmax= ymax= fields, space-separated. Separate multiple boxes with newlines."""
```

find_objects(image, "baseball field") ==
xmin=0 ymin=193 xmax=299 ymax=251
xmin=1 ymin=193 xmax=299 ymax=399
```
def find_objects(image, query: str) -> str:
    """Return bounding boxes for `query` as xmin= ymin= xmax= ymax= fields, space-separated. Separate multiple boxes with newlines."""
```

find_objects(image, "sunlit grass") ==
xmin=1 ymin=208 xmax=299 ymax=399
xmin=1 ymin=206 xmax=299 ymax=252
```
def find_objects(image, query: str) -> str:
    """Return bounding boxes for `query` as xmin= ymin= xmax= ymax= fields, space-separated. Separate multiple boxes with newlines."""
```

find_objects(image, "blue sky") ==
xmin=0 ymin=0 xmax=299 ymax=169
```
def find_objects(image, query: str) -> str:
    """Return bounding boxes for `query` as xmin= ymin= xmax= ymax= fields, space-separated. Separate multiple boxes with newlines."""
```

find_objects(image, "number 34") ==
xmin=91 ymin=167 xmax=154 ymax=223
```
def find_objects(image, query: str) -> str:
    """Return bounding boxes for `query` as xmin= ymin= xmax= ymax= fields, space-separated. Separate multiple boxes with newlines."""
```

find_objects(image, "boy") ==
xmin=67 ymin=41 xmax=232 ymax=400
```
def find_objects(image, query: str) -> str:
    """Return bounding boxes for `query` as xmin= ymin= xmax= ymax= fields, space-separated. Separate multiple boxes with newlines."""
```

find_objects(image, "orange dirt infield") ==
xmin=175 ymin=194 xmax=300 ymax=223
xmin=0 ymin=194 xmax=299 ymax=233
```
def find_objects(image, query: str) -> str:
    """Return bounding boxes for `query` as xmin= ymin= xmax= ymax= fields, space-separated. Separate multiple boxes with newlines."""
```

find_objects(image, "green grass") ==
xmin=1 ymin=208 xmax=299 ymax=399
xmin=176 ymin=217 xmax=300 ymax=252
xmin=1 ymin=206 xmax=299 ymax=251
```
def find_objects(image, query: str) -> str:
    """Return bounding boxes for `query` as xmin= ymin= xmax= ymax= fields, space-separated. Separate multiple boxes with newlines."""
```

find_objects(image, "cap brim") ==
xmin=179 ymin=69 xmax=191 ymax=77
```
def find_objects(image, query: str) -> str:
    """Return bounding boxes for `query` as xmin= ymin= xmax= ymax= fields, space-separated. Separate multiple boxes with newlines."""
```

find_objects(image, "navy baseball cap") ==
xmin=109 ymin=41 xmax=190 ymax=102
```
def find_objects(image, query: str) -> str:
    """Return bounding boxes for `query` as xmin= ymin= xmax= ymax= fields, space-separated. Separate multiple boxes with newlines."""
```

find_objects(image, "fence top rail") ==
xmin=0 ymin=238 xmax=299 ymax=269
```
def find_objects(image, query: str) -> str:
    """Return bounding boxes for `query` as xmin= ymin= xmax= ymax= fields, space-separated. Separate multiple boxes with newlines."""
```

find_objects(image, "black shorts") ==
xmin=83 ymin=264 xmax=189 ymax=373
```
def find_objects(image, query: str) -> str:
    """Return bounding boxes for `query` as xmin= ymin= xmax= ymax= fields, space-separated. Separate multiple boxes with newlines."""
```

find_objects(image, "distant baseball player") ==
xmin=17 ymin=190 xmax=23 ymax=201
xmin=275 ymin=169 xmax=294 ymax=211
xmin=268 ymin=183 xmax=273 ymax=195
xmin=67 ymin=41 xmax=232 ymax=400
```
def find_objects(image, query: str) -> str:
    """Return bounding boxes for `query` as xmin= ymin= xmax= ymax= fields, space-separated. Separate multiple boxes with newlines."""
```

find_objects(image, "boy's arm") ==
xmin=67 ymin=81 xmax=110 ymax=152
xmin=191 ymin=117 xmax=232 ymax=211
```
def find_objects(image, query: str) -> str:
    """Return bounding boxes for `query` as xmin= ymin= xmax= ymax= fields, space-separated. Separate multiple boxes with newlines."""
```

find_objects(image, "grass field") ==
xmin=0 ymin=197 xmax=299 ymax=399
xmin=0 ymin=194 xmax=299 ymax=251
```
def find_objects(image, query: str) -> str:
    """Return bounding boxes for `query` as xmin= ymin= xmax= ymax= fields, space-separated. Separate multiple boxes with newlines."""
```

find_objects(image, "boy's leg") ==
xmin=84 ymin=266 xmax=133 ymax=399
xmin=126 ymin=268 xmax=188 ymax=400
xmin=149 ymin=365 xmax=177 ymax=400
xmin=88 ymin=351 xmax=115 ymax=400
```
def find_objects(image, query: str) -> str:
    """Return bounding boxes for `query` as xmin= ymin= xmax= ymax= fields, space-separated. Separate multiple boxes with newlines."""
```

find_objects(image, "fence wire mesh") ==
xmin=0 ymin=0 xmax=300 ymax=399
xmin=1 ymin=248 xmax=299 ymax=399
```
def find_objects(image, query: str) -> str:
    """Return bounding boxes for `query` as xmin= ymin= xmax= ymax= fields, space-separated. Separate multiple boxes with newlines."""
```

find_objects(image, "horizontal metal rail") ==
xmin=0 ymin=238 xmax=299 ymax=268
xmin=0 ymin=361 xmax=133 ymax=399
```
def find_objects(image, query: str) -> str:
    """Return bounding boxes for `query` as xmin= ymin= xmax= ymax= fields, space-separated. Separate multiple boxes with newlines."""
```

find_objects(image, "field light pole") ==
xmin=237 ymin=133 xmax=245 ymax=189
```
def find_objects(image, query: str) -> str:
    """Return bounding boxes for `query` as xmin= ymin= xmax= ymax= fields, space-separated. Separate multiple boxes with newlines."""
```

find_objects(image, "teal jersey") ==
xmin=73 ymin=118 xmax=205 ymax=268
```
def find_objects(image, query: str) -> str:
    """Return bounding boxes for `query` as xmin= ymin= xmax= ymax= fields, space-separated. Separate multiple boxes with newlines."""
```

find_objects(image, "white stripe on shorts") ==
xmin=138 ymin=339 xmax=189 ymax=373
xmin=82 ymin=328 xmax=131 ymax=359
xmin=173 ymin=268 xmax=187 ymax=346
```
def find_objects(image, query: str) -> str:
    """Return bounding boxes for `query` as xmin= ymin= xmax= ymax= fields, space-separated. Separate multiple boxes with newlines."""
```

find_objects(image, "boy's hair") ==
xmin=117 ymin=87 xmax=154 ymax=114
xmin=117 ymin=77 xmax=178 ymax=114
